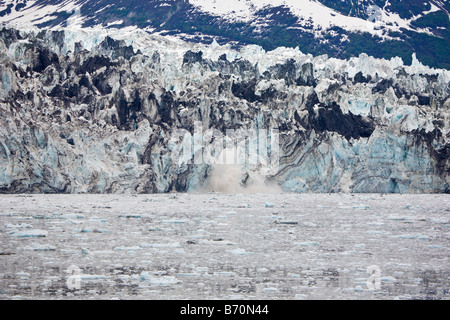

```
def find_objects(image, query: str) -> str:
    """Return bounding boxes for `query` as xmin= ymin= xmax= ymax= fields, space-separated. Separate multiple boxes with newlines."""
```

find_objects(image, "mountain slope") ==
xmin=0 ymin=0 xmax=449 ymax=69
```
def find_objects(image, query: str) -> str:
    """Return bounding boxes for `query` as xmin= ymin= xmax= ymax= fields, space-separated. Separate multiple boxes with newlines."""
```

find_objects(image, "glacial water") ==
xmin=0 ymin=193 xmax=448 ymax=300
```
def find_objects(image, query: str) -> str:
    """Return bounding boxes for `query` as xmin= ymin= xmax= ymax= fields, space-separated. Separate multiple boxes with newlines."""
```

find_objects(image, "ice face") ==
xmin=0 ymin=27 xmax=448 ymax=193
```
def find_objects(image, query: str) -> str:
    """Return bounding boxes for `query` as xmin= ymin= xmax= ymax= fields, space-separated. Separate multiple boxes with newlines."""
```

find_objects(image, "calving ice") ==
xmin=169 ymin=121 xmax=280 ymax=175
xmin=180 ymin=304 xmax=214 ymax=317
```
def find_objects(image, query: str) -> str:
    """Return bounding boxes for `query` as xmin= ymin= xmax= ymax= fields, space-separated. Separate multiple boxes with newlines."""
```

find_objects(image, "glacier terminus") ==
xmin=0 ymin=27 xmax=448 ymax=194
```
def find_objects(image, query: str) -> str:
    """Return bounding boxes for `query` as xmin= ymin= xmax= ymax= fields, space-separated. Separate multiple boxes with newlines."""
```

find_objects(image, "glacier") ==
xmin=0 ymin=26 xmax=448 ymax=194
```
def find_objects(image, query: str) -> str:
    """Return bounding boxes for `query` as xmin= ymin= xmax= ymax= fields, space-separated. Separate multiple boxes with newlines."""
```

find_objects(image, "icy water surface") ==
xmin=0 ymin=193 xmax=448 ymax=300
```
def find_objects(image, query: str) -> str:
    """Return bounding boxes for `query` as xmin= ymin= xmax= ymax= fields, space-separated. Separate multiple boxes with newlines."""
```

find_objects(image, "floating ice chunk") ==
xmin=176 ymin=271 xmax=201 ymax=277
xmin=199 ymin=220 xmax=217 ymax=224
xmin=392 ymin=234 xmax=430 ymax=240
xmin=92 ymin=228 xmax=111 ymax=233
xmin=64 ymin=219 xmax=83 ymax=225
xmin=263 ymin=287 xmax=278 ymax=293
xmin=16 ymin=272 xmax=31 ymax=278
xmin=215 ymin=271 xmax=236 ymax=276
xmin=80 ymin=274 xmax=110 ymax=281
xmin=337 ymin=206 xmax=353 ymax=210
xmin=25 ymin=244 xmax=56 ymax=251
xmin=140 ymin=242 xmax=181 ymax=248
xmin=230 ymin=248 xmax=253 ymax=255
xmin=353 ymin=277 xmax=368 ymax=286
xmin=296 ymin=241 xmax=320 ymax=247
xmin=367 ymin=221 xmax=384 ymax=226
xmin=60 ymin=214 xmax=85 ymax=219
xmin=428 ymin=245 xmax=444 ymax=249
xmin=387 ymin=215 xmax=408 ymax=221
xmin=117 ymin=275 xmax=131 ymax=282
xmin=366 ymin=230 xmax=384 ymax=234
xmin=265 ymin=201 xmax=275 ymax=208
xmin=139 ymin=272 xmax=181 ymax=285
xmin=11 ymin=229 xmax=48 ymax=238
xmin=161 ymin=219 xmax=188 ymax=224
xmin=0 ymin=212 xmax=15 ymax=217
xmin=274 ymin=221 xmax=298 ymax=225
xmin=75 ymin=228 xmax=110 ymax=234
xmin=89 ymin=217 xmax=107 ymax=223
xmin=430 ymin=218 xmax=449 ymax=224
xmin=352 ymin=204 xmax=371 ymax=210
xmin=4 ymin=223 xmax=32 ymax=229
xmin=118 ymin=214 xmax=142 ymax=219
xmin=380 ymin=276 xmax=397 ymax=283
xmin=114 ymin=246 xmax=142 ymax=251
xmin=148 ymin=227 xmax=173 ymax=232
xmin=302 ymin=222 xmax=318 ymax=227
xmin=198 ymin=239 xmax=236 ymax=246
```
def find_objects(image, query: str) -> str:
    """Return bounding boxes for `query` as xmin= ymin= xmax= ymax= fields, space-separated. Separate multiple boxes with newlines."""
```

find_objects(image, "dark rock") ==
xmin=100 ymin=36 xmax=136 ymax=60
xmin=48 ymin=85 xmax=64 ymax=98
xmin=183 ymin=50 xmax=203 ymax=64
xmin=270 ymin=58 xmax=297 ymax=86
xmin=0 ymin=27 xmax=22 ymax=47
xmin=79 ymin=75 xmax=91 ymax=88
xmin=420 ymin=73 xmax=438 ymax=82
xmin=300 ymin=92 xmax=375 ymax=140
xmin=219 ymin=53 xmax=228 ymax=61
xmin=51 ymin=30 xmax=66 ymax=52
xmin=231 ymin=79 xmax=258 ymax=103
xmin=159 ymin=91 xmax=175 ymax=124
xmin=411 ymin=129 xmax=449 ymax=175
xmin=93 ymin=72 xmax=112 ymax=95
xmin=418 ymin=95 xmax=431 ymax=106
xmin=32 ymin=47 xmax=59 ymax=73
xmin=372 ymin=79 xmax=393 ymax=94
xmin=393 ymin=84 xmax=411 ymax=99
xmin=66 ymin=137 xmax=75 ymax=146
xmin=296 ymin=62 xmax=316 ymax=87
xmin=353 ymin=71 xmax=371 ymax=84
xmin=78 ymin=56 xmax=114 ymax=75
xmin=116 ymin=95 xmax=130 ymax=129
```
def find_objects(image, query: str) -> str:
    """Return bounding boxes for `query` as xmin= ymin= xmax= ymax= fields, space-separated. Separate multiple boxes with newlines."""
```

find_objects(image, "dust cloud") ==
xmin=202 ymin=164 xmax=282 ymax=194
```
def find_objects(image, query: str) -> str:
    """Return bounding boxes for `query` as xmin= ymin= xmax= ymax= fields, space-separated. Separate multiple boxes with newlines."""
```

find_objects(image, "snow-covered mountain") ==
xmin=0 ymin=0 xmax=449 ymax=69
xmin=0 ymin=27 xmax=448 ymax=193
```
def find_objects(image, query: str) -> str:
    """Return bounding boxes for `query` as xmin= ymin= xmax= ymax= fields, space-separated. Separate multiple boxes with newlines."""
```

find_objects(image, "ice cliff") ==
xmin=0 ymin=27 xmax=448 ymax=193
